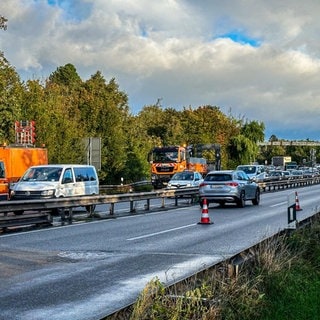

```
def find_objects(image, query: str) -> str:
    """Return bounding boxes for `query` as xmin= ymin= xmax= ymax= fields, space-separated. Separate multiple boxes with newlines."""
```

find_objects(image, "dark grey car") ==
xmin=199 ymin=170 xmax=260 ymax=207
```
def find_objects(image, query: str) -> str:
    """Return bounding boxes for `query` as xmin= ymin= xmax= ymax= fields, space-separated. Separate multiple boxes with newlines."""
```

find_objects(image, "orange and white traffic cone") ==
xmin=198 ymin=198 xmax=213 ymax=224
xmin=295 ymin=191 xmax=302 ymax=211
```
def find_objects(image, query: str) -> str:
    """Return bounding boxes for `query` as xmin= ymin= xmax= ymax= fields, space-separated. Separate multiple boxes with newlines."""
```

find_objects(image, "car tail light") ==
xmin=199 ymin=182 xmax=207 ymax=187
xmin=225 ymin=182 xmax=239 ymax=187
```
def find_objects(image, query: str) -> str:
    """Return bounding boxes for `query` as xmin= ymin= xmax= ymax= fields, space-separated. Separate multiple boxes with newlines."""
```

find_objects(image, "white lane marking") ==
xmin=270 ymin=201 xmax=287 ymax=207
xmin=127 ymin=223 xmax=197 ymax=241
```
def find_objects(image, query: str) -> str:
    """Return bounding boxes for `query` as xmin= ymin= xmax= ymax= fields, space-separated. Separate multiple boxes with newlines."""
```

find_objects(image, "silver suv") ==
xmin=199 ymin=170 xmax=260 ymax=208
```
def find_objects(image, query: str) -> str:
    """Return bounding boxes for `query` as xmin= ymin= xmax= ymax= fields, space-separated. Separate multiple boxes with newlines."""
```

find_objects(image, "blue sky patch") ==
xmin=46 ymin=0 xmax=92 ymax=22
xmin=219 ymin=31 xmax=261 ymax=47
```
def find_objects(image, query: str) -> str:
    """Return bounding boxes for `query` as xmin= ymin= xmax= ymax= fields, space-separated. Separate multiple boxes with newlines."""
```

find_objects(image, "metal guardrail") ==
xmin=1 ymin=176 xmax=320 ymax=231
xmin=0 ymin=188 xmax=198 ymax=230
xmin=258 ymin=175 xmax=320 ymax=191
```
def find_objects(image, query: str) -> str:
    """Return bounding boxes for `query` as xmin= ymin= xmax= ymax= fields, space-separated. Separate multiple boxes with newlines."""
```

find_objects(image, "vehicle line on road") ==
xmin=126 ymin=223 xmax=197 ymax=241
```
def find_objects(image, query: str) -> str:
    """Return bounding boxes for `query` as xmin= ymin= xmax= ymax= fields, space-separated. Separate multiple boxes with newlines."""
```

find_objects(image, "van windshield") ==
xmin=21 ymin=167 xmax=63 ymax=182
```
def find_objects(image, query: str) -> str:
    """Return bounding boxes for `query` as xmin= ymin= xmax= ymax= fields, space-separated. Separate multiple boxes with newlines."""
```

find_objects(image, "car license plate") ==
xmin=210 ymin=185 xmax=222 ymax=189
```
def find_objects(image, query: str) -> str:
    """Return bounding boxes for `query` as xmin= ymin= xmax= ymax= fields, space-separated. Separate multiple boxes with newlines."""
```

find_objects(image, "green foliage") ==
xmin=0 ymin=52 xmax=24 ymax=143
xmin=0 ymin=15 xmax=7 ymax=30
xmin=261 ymin=263 xmax=320 ymax=320
xmin=49 ymin=63 xmax=82 ymax=88
xmin=80 ymin=74 xmax=130 ymax=183
xmin=241 ymin=121 xmax=265 ymax=143
xmin=227 ymin=135 xmax=257 ymax=167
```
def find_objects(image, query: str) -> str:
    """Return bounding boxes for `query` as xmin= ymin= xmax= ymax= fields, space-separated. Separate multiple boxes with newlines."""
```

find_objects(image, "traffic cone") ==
xmin=198 ymin=198 xmax=213 ymax=224
xmin=295 ymin=191 xmax=302 ymax=211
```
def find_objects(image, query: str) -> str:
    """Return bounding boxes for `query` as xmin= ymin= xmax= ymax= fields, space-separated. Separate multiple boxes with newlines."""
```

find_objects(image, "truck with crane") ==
xmin=148 ymin=144 xmax=221 ymax=188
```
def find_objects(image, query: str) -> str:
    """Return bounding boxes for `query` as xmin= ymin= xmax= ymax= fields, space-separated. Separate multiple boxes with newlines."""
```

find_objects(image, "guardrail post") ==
xmin=60 ymin=208 xmax=66 ymax=224
xmin=145 ymin=199 xmax=150 ymax=210
xmin=68 ymin=208 xmax=73 ymax=224
xmin=130 ymin=201 xmax=135 ymax=213
xmin=161 ymin=197 xmax=165 ymax=208
xmin=109 ymin=203 xmax=114 ymax=215
xmin=287 ymin=192 xmax=297 ymax=229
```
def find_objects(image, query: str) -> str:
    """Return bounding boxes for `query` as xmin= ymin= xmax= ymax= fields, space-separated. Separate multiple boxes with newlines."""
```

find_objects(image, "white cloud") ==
xmin=1 ymin=0 xmax=320 ymax=139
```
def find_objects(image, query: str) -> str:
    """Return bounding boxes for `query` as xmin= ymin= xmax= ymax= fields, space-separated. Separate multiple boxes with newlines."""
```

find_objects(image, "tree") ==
xmin=227 ymin=120 xmax=265 ymax=167
xmin=81 ymin=73 xmax=129 ymax=183
xmin=0 ymin=52 xmax=24 ymax=143
xmin=180 ymin=105 xmax=240 ymax=168
xmin=227 ymin=135 xmax=257 ymax=167
xmin=42 ymin=82 xmax=86 ymax=163
xmin=241 ymin=121 xmax=265 ymax=143
xmin=48 ymin=63 xmax=82 ymax=88
xmin=122 ymin=114 xmax=152 ymax=182
xmin=0 ymin=15 xmax=7 ymax=30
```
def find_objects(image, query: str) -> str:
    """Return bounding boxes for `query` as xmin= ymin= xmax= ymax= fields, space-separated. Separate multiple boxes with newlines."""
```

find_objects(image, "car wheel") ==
xmin=237 ymin=191 xmax=245 ymax=208
xmin=252 ymin=189 xmax=260 ymax=205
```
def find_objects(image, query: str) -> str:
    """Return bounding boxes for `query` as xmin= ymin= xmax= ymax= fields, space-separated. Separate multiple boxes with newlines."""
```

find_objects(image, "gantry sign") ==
xmin=258 ymin=141 xmax=320 ymax=147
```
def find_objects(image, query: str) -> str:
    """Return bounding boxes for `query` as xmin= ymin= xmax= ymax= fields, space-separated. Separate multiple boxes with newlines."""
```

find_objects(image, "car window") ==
xmin=236 ymin=172 xmax=243 ymax=180
xmin=62 ymin=168 xmax=73 ymax=183
xmin=171 ymin=173 xmax=183 ymax=180
xmin=0 ymin=162 xmax=4 ymax=178
xmin=237 ymin=166 xmax=257 ymax=174
xmin=206 ymin=174 xmax=232 ymax=181
xmin=237 ymin=171 xmax=249 ymax=181
xmin=74 ymin=167 xmax=97 ymax=182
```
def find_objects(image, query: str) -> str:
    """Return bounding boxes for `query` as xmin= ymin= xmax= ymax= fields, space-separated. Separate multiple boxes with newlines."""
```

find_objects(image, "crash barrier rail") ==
xmin=0 ymin=188 xmax=198 ymax=231
xmin=99 ymin=180 xmax=152 ymax=194
xmin=258 ymin=175 xmax=320 ymax=191
xmin=1 ymin=175 xmax=320 ymax=231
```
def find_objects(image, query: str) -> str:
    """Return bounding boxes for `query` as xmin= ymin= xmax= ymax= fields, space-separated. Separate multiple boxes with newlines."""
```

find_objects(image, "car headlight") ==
xmin=41 ymin=189 xmax=55 ymax=197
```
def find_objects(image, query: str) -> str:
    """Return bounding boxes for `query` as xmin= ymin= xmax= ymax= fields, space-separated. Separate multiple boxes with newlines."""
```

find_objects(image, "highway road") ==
xmin=0 ymin=185 xmax=319 ymax=320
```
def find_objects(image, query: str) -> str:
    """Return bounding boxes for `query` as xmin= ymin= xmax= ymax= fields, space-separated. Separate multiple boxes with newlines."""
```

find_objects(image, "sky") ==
xmin=1 ymin=0 xmax=320 ymax=141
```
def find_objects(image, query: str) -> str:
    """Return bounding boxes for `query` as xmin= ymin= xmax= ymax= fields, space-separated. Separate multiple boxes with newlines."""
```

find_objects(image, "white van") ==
xmin=11 ymin=164 xmax=99 ymax=213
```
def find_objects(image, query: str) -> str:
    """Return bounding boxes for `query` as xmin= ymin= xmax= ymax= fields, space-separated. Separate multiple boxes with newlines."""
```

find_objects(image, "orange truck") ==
xmin=148 ymin=145 xmax=209 ymax=188
xmin=0 ymin=145 xmax=48 ymax=200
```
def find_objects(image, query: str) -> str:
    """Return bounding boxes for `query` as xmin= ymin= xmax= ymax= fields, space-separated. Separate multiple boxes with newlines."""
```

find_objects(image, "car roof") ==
xmin=173 ymin=170 xmax=199 ymax=174
xmin=207 ymin=170 xmax=235 ymax=174
xmin=29 ymin=164 xmax=95 ymax=169
xmin=237 ymin=164 xmax=263 ymax=167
